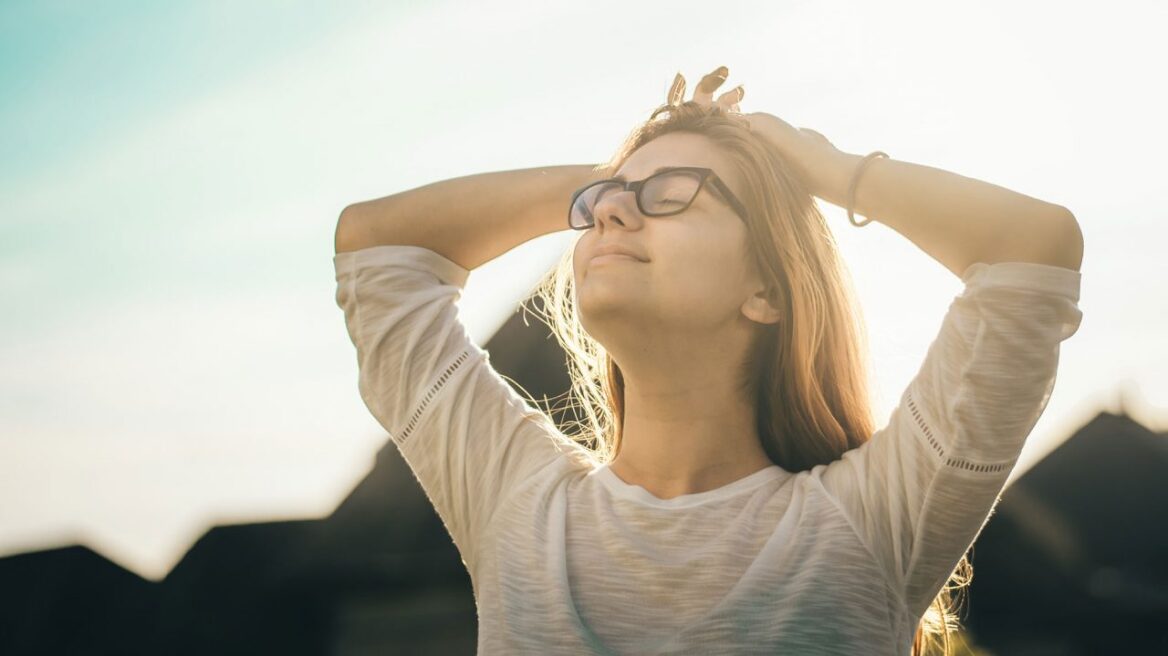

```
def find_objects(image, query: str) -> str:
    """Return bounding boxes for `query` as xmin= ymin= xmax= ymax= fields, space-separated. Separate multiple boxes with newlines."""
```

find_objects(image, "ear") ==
xmin=740 ymin=288 xmax=781 ymax=325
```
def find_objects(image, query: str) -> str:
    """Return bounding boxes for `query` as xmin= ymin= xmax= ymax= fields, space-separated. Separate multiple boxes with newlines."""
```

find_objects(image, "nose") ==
xmin=591 ymin=188 xmax=644 ymax=232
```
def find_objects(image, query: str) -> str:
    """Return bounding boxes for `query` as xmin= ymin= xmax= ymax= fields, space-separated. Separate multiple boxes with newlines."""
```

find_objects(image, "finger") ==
xmin=668 ymin=72 xmax=686 ymax=106
xmin=693 ymin=66 xmax=728 ymax=106
xmin=715 ymin=85 xmax=744 ymax=110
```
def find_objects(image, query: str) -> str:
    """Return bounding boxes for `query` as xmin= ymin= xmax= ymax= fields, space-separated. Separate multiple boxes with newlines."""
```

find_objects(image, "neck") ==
xmin=607 ymin=366 xmax=774 ymax=500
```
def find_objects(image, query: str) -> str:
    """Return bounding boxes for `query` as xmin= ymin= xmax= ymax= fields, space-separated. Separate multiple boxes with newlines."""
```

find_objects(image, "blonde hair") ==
xmin=524 ymin=101 xmax=971 ymax=655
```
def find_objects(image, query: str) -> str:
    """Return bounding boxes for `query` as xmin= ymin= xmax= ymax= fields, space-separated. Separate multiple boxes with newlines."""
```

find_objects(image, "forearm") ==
xmin=816 ymin=152 xmax=1083 ymax=277
xmin=335 ymin=164 xmax=605 ymax=270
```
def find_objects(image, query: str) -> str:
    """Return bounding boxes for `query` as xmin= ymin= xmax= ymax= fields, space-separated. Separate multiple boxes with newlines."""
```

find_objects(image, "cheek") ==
xmin=657 ymin=242 xmax=744 ymax=311
xmin=571 ymin=241 xmax=584 ymax=281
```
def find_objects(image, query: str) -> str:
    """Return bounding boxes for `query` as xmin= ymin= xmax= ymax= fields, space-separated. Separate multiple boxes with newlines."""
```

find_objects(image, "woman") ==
xmin=333 ymin=66 xmax=1083 ymax=655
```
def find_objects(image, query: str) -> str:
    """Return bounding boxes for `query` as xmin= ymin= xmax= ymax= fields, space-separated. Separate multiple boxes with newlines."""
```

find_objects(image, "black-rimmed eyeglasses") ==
xmin=568 ymin=166 xmax=749 ymax=230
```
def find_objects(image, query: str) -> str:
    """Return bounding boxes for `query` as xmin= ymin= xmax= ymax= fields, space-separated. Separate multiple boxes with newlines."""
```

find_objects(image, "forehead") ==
xmin=615 ymin=132 xmax=736 ymax=182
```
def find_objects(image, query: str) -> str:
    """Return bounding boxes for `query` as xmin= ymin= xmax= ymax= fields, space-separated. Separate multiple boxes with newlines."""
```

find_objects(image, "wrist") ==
xmin=812 ymin=150 xmax=862 ymax=207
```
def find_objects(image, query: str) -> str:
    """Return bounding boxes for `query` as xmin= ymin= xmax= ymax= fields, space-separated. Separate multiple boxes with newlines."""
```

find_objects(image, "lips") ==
xmin=590 ymin=242 xmax=648 ymax=262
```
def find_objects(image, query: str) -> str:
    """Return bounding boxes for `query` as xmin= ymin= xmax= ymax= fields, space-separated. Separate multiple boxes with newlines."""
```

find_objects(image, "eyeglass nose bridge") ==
xmin=587 ymin=179 xmax=651 ymax=229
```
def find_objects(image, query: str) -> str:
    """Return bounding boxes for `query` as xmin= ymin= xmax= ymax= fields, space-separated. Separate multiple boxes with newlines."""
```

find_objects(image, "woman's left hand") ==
xmin=741 ymin=111 xmax=851 ymax=200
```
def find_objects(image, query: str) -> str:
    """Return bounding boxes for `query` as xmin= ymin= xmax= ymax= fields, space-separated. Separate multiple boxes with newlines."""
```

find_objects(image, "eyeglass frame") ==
xmin=567 ymin=166 xmax=750 ymax=230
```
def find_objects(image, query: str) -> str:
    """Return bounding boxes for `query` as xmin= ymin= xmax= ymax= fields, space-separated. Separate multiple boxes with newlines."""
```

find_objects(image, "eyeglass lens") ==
xmin=570 ymin=170 xmax=704 ymax=229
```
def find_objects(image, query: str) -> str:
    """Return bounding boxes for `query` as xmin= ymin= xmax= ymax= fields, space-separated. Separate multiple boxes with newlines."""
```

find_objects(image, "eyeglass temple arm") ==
xmin=708 ymin=175 xmax=750 ymax=220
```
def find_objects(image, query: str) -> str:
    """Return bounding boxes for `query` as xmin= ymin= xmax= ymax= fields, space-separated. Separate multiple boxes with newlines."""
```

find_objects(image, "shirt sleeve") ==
xmin=334 ymin=244 xmax=589 ymax=573
xmin=814 ymin=260 xmax=1083 ymax=619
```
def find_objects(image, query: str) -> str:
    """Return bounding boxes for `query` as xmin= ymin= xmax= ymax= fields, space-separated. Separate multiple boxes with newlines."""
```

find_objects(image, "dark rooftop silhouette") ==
xmin=2 ymin=296 xmax=1165 ymax=654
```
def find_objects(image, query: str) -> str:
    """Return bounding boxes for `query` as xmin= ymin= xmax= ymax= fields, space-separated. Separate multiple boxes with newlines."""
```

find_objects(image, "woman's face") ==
xmin=572 ymin=132 xmax=773 ymax=347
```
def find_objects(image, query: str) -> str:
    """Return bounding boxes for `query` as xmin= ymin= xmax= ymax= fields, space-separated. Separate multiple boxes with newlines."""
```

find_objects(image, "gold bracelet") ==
xmin=846 ymin=151 xmax=889 ymax=227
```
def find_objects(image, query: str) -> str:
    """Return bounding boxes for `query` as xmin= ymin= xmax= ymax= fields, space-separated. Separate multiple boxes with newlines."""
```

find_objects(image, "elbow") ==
xmin=981 ymin=207 xmax=1084 ymax=272
xmin=334 ymin=203 xmax=368 ymax=255
xmin=1048 ymin=207 xmax=1084 ymax=272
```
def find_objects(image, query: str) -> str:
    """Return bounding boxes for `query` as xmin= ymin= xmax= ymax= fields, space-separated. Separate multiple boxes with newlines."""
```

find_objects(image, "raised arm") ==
xmin=332 ymin=164 xmax=609 ymax=572
xmin=819 ymin=151 xmax=1085 ymax=276
xmin=335 ymin=164 xmax=606 ymax=270
xmin=737 ymin=110 xmax=1084 ymax=277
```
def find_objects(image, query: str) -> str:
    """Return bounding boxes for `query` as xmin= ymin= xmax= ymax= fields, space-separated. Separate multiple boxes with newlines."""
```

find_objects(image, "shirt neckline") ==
xmin=591 ymin=462 xmax=785 ymax=509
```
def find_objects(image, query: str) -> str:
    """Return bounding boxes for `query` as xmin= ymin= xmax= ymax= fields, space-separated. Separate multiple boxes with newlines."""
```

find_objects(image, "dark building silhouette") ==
xmin=961 ymin=411 xmax=1168 ymax=654
xmin=2 ymin=296 xmax=1165 ymax=654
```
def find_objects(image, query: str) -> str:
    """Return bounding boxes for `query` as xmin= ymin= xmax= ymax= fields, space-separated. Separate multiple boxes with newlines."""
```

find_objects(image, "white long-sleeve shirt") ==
xmin=334 ymin=244 xmax=1082 ymax=655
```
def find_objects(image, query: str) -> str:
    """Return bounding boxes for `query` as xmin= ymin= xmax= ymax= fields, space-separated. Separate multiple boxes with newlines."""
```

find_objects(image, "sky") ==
xmin=2 ymin=0 xmax=1166 ymax=580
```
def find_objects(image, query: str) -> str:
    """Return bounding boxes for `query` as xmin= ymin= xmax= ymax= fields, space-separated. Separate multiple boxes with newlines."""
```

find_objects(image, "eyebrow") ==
xmin=611 ymin=166 xmax=676 ymax=183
